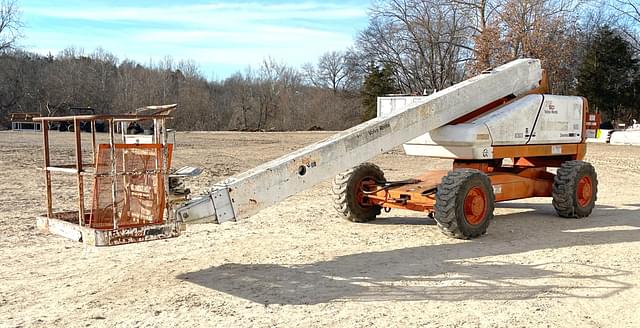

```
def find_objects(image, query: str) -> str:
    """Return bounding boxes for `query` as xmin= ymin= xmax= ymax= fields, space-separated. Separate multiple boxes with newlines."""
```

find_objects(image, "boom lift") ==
xmin=176 ymin=58 xmax=598 ymax=238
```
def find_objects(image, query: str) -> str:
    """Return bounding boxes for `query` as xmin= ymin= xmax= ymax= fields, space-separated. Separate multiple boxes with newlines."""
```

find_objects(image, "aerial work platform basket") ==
xmin=34 ymin=105 xmax=184 ymax=246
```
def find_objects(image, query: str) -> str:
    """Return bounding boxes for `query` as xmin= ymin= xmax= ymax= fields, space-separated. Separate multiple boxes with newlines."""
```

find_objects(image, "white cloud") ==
xmin=23 ymin=2 xmax=367 ymax=24
xmin=135 ymin=26 xmax=352 ymax=47
xmin=21 ymin=1 xmax=368 ymax=78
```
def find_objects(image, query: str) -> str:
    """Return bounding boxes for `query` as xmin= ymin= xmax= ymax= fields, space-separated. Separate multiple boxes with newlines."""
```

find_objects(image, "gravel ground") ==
xmin=1 ymin=131 xmax=639 ymax=328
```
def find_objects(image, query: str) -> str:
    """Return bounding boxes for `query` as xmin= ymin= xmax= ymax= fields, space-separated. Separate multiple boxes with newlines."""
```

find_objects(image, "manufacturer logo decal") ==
xmin=493 ymin=185 xmax=502 ymax=194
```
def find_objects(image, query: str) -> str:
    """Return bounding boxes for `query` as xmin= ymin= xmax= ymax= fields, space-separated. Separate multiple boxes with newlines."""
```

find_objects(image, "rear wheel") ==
xmin=552 ymin=160 xmax=597 ymax=218
xmin=332 ymin=162 xmax=385 ymax=222
xmin=434 ymin=169 xmax=495 ymax=239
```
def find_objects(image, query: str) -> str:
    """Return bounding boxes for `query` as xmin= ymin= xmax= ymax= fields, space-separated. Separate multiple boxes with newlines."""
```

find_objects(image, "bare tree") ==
xmin=357 ymin=0 xmax=473 ymax=93
xmin=1 ymin=46 xmax=363 ymax=132
xmin=496 ymin=0 xmax=581 ymax=93
xmin=456 ymin=0 xmax=508 ymax=74
xmin=0 ymin=0 xmax=22 ymax=52
xmin=303 ymin=51 xmax=359 ymax=92
xmin=456 ymin=0 xmax=583 ymax=93
xmin=0 ymin=54 xmax=20 ymax=120
xmin=610 ymin=0 xmax=640 ymax=50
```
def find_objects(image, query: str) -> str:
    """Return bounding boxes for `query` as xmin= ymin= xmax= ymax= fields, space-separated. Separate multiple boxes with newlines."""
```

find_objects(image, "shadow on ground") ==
xmin=178 ymin=204 xmax=638 ymax=305
xmin=365 ymin=216 xmax=436 ymax=225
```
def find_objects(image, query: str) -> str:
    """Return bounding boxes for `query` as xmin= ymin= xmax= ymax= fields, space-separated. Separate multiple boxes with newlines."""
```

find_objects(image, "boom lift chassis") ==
xmin=333 ymin=135 xmax=594 ymax=239
xmin=177 ymin=58 xmax=598 ymax=239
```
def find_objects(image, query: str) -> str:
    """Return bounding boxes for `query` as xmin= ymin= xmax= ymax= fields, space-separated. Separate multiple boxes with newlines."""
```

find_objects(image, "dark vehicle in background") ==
xmin=47 ymin=106 xmax=107 ymax=132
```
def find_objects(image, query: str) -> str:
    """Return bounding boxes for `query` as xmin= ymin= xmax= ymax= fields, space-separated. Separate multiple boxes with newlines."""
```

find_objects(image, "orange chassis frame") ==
xmin=359 ymin=78 xmax=590 ymax=216
xmin=361 ymin=145 xmax=586 ymax=214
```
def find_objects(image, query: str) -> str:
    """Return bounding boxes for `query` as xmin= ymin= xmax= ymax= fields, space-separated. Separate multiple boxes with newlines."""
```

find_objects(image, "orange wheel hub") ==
xmin=463 ymin=186 xmax=487 ymax=225
xmin=577 ymin=176 xmax=593 ymax=207
xmin=356 ymin=178 xmax=375 ymax=207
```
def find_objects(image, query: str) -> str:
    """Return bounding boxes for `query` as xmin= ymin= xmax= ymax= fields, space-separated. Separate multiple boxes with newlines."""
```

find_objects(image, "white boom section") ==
xmin=175 ymin=59 xmax=542 ymax=224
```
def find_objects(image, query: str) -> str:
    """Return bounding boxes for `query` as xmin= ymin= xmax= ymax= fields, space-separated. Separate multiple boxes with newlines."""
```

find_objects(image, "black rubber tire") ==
xmin=434 ymin=169 xmax=495 ymax=239
xmin=552 ymin=160 xmax=598 ymax=218
xmin=332 ymin=162 xmax=385 ymax=222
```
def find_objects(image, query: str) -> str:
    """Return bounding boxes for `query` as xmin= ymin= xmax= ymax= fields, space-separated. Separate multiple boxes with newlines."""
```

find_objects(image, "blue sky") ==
xmin=18 ymin=0 xmax=371 ymax=79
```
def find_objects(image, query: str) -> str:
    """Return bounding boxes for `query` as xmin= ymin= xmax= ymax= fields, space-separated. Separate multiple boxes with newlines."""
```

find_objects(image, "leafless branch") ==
xmin=0 ymin=0 xmax=22 ymax=52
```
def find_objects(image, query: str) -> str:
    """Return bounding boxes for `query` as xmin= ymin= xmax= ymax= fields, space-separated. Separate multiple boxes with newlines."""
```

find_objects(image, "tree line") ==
xmin=1 ymin=0 xmax=639 ymax=131
xmin=357 ymin=0 xmax=640 ymax=123
xmin=0 ymin=50 xmax=364 ymax=131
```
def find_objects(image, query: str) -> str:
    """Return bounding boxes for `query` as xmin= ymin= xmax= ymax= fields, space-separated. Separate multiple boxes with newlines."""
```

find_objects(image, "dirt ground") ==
xmin=1 ymin=131 xmax=639 ymax=328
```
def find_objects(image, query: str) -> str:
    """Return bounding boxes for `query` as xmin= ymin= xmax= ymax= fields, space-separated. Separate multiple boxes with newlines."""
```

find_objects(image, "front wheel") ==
xmin=332 ymin=162 xmax=385 ymax=223
xmin=552 ymin=160 xmax=598 ymax=218
xmin=434 ymin=169 xmax=495 ymax=239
